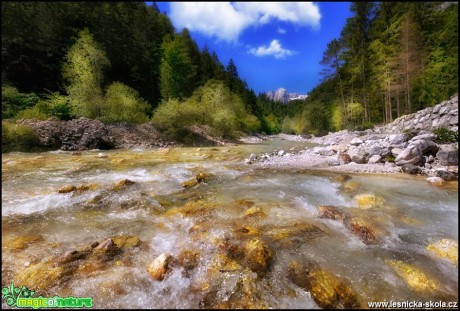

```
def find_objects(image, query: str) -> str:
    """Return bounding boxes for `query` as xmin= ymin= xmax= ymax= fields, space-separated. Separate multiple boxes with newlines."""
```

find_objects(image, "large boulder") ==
xmin=395 ymin=146 xmax=421 ymax=166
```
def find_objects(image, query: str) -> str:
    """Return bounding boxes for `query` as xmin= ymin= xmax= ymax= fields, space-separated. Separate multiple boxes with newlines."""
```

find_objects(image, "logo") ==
xmin=2 ymin=283 xmax=93 ymax=309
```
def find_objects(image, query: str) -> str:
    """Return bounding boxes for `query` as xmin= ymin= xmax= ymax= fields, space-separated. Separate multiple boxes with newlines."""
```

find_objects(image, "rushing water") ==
xmin=2 ymin=138 xmax=458 ymax=309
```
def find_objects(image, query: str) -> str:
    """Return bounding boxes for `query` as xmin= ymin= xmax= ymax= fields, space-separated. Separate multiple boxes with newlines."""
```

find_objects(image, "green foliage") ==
xmin=385 ymin=155 xmax=396 ymax=163
xmin=2 ymin=85 xmax=40 ymax=119
xmin=331 ymin=104 xmax=343 ymax=131
xmin=2 ymin=122 xmax=41 ymax=153
xmin=43 ymin=93 xmax=72 ymax=120
xmin=432 ymin=128 xmax=458 ymax=143
xmin=346 ymin=102 xmax=365 ymax=127
xmin=15 ymin=105 xmax=49 ymax=121
xmin=263 ymin=114 xmax=281 ymax=134
xmin=152 ymin=80 xmax=260 ymax=141
xmin=62 ymin=28 xmax=110 ymax=119
xmin=100 ymin=82 xmax=150 ymax=124
xmin=160 ymin=35 xmax=194 ymax=100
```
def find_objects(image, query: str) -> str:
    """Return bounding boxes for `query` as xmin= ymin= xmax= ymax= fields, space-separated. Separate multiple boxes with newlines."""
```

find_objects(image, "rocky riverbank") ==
xmin=243 ymin=96 xmax=458 ymax=184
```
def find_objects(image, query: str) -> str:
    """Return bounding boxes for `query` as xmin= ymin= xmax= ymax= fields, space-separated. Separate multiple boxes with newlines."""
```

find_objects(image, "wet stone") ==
xmin=147 ymin=253 xmax=173 ymax=281
xmin=287 ymin=260 xmax=361 ymax=309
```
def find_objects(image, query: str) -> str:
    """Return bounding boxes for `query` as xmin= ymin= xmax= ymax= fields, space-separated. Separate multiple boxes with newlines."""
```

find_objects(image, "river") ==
xmin=2 ymin=137 xmax=458 ymax=308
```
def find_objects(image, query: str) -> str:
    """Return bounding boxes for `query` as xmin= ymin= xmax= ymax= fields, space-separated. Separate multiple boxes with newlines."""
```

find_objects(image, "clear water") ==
xmin=2 ymin=138 xmax=458 ymax=308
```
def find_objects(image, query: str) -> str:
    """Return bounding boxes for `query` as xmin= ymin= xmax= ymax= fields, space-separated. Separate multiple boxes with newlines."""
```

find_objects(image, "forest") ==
xmin=2 ymin=2 xmax=458 ymax=143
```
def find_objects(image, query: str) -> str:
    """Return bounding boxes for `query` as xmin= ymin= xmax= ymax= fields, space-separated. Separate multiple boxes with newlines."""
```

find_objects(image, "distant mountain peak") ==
xmin=265 ymin=88 xmax=307 ymax=104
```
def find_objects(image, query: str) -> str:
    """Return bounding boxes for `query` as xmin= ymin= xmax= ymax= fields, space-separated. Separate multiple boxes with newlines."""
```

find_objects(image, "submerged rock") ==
xmin=181 ymin=179 xmax=199 ymax=188
xmin=386 ymin=260 xmax=438 ymax=292
xmin=346 ymin=218 xmax=377 ymax=244
xmin=426 ymin=177 xmax=445 ymax=187
xmin=14 ymin=236 xmax=142 ymax=293
xmin=244 ymin=206 xmax=266 ymax=217
xmin=243 ymin=238 xmax=273 ymax=277
xmin=177 ymin=250 xmax=200 ymax=271
xmin=58 ymin=184 xmax=77 ymax=193
xmin=5 ymin=235 xmax=45 ymax=252
xmin=287 ymin=261 xmax=361 ymax=309
xmin=331 ymin=175 xmax=352 ymax=183
xmin=112 ymin=179 xmax=135 ymax=191
xmin=318 ymin=206 xmax=349 ymax=223
xmin=426 ymin=239 xmax=458 ymax=265
xmin=354 ymin=194 xmax=384 ymax=209
xmin=147 ymin=253 xmax=173 ymax=281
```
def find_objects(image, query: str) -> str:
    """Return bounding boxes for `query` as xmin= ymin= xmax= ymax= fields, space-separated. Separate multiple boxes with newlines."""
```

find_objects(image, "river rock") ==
xmin=350 ymin=138 xmax=363 ymax=146
xmin=401 ymin=164 xmax=422 ymax=175
xmin=244 ymin=206 xmax=265 ymax=217
xmin=426 ymin=239 xmax=458 ymax=265
xmin=177 ymin=250 xmax=200 ymax=271
xmin=243 ymin=238 xmax=273 ymax=276
xmin=147 ymin=253 xmax=173 ymax=281
xmin=391 ymin=148 xmax=404 ymax=157
xmin=58 ymin=184 xmax=77 ymax=193
xmin=350 ymin=151 xmax=367 ymax=164
xmin=181 ymin=179 xmax=199 ymax=188
xmin=426 ymin=177 xmax=445 ymax=187
xmin=196 ymin=172 xmax=214 ymax=183
xmin=112 ymin=179 xmax=135 ymax=191
xmin=386 ymin=260 xmax=438 ymax=292
xmin=318 ymin=206 xmax=349 ymax=223
xmin=338 ymin=153 xmax=352 ymax=165
xmin=112 ymin=236 xmax=142 ymax=249
xmin=5 ymin=235 xmax=45 ymax=252
xmin=395 ymin=146 xmax=421 ymax=166
xmin=368 ymin=155 xmax=382 ymax=164
xmin=411 ymin=139 xmax=439 ymax=154
xmin=436 ymin=147 xmax=458 ymax=166
xmin=287 ymin=260 xmax=361 ymax=308
xmin=434 ymin=169 xmax=457 ymax=181
xmin=346 ymin=218 xmax=377 ymax=244
xmin=389 ymin=134 xmax=407 ymax=145
xmin=355 ymin=194 xmax=384 ymax=209
xmin=331 ymin=175 xmax=352 ymax=183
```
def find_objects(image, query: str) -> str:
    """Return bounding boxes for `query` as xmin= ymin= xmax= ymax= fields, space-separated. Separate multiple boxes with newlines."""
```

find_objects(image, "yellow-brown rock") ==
xmin=332 ymin=175 xmax=352 ymax=183
xmin=342 ymin=180 xmax=360 ymax=192
xmin=177 ymin=250 xmax=200 ymax=271
xmin=244 ymin=206 xmax=265 ymax=217
xmin=318 ymin=206 xmax=349 ymax=223
xmin=386 ymin=260 xmax=438 ymax=292
xmin=196 ymin=172 xmax=214 ymax=183
xmin=287 ymin=261 xmax=360 ymax=309
xmin=355 ymin=194 xmax=384 ymax=209
xmin=74 ymin=183 xmax=99 ymax=194
xmin=147 ymin=253 xmax=173 ymax=281
xmin=234 ymin=198 xmax=255 ymax=208
xmin=427 ymin=239 xmax=458 ymax=265
xmin=243 ymin=238 xmax=273 ymax=276
xmin=112 ymin=179 xmax=135 ymax=191
xmin=112 ymin=236 xmax=142 ymax=250
xmin=58 ymin=184 xmax=76 ymax=193
xmin=181 ymin=179 xmax=198 ymax=188
xmin=346 ymin=218 xmax=377 ymax=244
xmin=5 ymin=235 xmax=44 ymax=252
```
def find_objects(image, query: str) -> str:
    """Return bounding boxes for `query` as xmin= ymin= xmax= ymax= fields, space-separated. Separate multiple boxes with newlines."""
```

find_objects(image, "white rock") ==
xmin=350 ymin=138 xmax=364 ymax=146
xmin=426 ymin=177 xmax=445 ymax=187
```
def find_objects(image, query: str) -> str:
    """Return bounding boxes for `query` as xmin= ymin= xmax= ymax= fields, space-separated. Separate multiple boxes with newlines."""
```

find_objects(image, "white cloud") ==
xmin=168 ymin=2 xmax=321 ymax=42
xmin=277 ymin=27 xmax=286 ymax=34
xmin=248 ymin=40 xmax=298 ymax=59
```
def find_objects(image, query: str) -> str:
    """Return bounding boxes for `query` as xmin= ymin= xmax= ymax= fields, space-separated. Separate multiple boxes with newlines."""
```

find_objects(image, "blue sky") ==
xmin=151 ymin=2 xmax=352 ymax=95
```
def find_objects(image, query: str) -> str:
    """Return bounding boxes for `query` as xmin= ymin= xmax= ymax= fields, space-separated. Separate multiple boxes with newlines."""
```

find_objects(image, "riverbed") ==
xmin=2 ymin=138 xmax=458 ymax=308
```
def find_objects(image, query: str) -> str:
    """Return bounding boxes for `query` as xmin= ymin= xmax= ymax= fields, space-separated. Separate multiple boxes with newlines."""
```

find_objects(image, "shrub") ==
xmin=432 ymin=127 xmax=458 ymax=143
xmin=152 ymin=80 xmax=260 ymax=140
xmin=15 ymin=105 xmax=49 ymax=120
xmin=2 ymin=122 xmax=41 ymax=152
xmin=100 ymin=82 xmax=150 ymax=124
xmin=2 ymin=85 xmax=40 ymax=119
